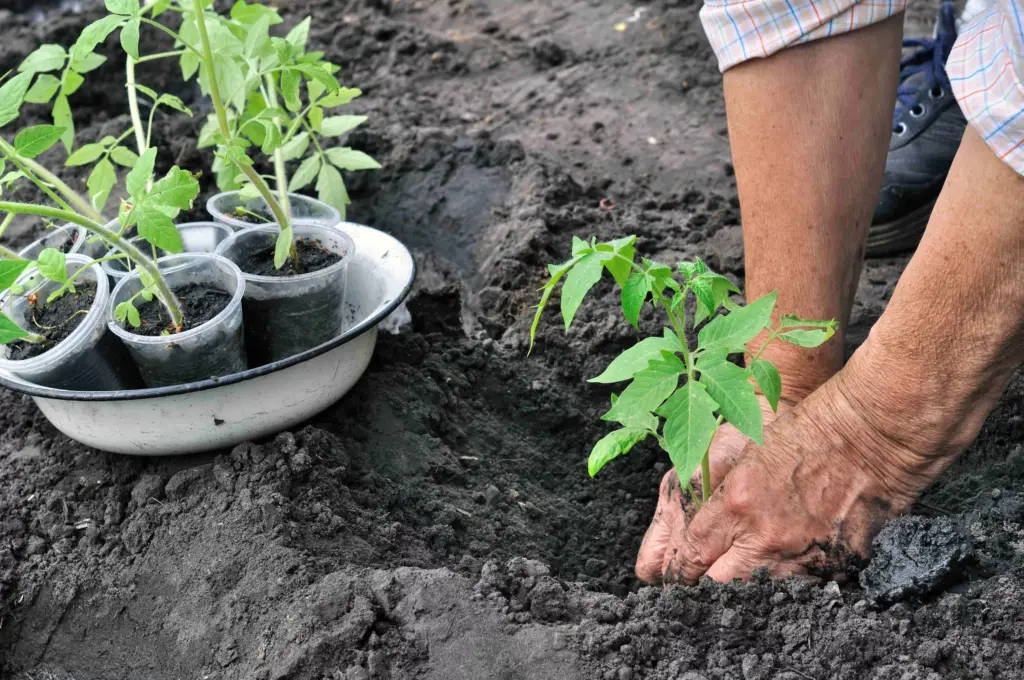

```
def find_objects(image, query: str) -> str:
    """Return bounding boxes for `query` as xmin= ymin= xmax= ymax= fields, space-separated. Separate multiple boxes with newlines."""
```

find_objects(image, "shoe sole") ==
xmin=866 ymin=200 xmax=935 ymax=257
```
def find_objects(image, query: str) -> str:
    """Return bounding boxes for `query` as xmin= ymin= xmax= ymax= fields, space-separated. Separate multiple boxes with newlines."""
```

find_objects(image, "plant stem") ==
xmin=701 ymin=452 xmax=712 ymax=502
xmin=0 ymin=148 xmax=75 ymax=216
xmin=190 ymin=0 xmax=291 ymax=236
xmin=125 ymin=58 xmax=149 ymax=157
xmin=0 ymin=202 xmax=182 ymax=329
xmin=0 ymin=244 xmax=19 ymax=259
xmin=136 ymin=49 xmax=186 ymax=64
xmin=263 ymin=74 xmax=292 ymax=217
xmin=14 ymin=154 xmax=105 ymax=223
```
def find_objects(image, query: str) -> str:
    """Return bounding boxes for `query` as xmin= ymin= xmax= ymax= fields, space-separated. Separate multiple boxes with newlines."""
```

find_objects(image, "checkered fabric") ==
xmin=947 ymin=1 xmax=1024 ymax=173
xmin=700 ymin=0 xmax=907 ymax=72
xmin=700 ymin=0 xmax=1024 ymax=174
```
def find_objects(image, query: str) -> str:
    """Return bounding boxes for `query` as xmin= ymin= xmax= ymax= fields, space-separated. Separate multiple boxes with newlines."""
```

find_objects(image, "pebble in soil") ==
xmin=237 ymin=237 xmax=341 ymax=277
xmin=130 ymin=283 xmax=232 ymax=336
xmin=5 ymin=283 xmax=96 ymax=361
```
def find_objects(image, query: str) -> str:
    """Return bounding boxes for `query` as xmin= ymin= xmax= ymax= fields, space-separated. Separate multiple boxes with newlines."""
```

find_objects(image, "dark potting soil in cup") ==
xmin=238 ymin=237 xmax=341 ymax=276
xmin=7 ymin=283 xmax=97 ymax=361
xmin=133 ymin=283 xmax=232 ymax=335
xmin=235 ymin=238 xmax=344 ymax=366
xmin=127 ymin=283 xmax=245 ymax=387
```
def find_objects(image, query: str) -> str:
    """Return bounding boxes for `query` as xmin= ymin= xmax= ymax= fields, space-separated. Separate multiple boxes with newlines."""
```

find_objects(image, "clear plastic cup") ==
xmin=18 ymin=223 xmax=107 ymax=261
xmin=206 ymin=191 xmax=341 ymax=231
xmin=0 ymin=255 xmax=143 ymax=391
xmin=102 ymin=222 xmax=235 ymax=283
xmin=215 ymin=223 xmax=355 ymax=366
xmin=107 ymin=253 xmax=248 ymax=388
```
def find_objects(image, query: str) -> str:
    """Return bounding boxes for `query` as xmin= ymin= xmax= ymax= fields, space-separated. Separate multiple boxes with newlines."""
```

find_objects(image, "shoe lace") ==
xmin=893 ymin=2 xmax=957 ymax=131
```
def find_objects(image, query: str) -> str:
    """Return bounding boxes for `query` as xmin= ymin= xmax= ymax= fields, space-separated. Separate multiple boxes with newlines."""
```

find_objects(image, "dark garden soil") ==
xmin=240 ymin=238 xmax=343 ymax=277
xmin=132 ymin=283 xmax=231 ymax=336
xmin=1 ymin=1 xmax=1022 ymax=679
xmin=6 ymin=283 xmax=96 ymax=361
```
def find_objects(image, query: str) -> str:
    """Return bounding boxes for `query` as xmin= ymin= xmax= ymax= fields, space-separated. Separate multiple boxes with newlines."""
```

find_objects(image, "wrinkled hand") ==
xmin=635 ymin=396 xmax=782 ymax=584
xmin=636 ymin=378 xmax=924 ymax=585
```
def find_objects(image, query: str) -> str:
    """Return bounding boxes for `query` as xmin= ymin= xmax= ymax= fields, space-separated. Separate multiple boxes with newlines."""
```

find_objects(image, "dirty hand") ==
xmin=637 ymin=369 xmax=932 ymax=585
xmin=635 ymin=396 xmax=782 ymax=584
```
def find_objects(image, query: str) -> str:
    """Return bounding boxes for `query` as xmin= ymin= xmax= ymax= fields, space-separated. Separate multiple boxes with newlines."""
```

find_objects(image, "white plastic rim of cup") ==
xmin=206 ymin=191 xmax=342 ymax=231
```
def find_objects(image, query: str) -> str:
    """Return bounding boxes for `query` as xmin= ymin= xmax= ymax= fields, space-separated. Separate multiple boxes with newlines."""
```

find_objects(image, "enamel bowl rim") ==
xmin=0 ymin=223 xmax=415 ymax=402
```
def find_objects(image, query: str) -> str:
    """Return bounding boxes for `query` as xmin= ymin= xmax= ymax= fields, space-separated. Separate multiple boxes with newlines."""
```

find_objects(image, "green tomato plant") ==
xmin=32 ymin=0 xmax=379 ymax=270
xmin=0 ymin=64 xmax=200 ymax=344
xmin=530 ymin=236 xmax=838 ymax=506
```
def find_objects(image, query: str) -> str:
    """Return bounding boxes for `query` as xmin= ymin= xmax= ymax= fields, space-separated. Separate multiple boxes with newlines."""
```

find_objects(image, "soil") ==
xmin=2 ymin=1 xmax=1022 ymax=679
xmin=6 ymin=283 xmax=96 ymax=361
xmin=131 ymin=283 xmax=231 ymax=336
xmin=239 ymin=237 xmax=343 ymax=277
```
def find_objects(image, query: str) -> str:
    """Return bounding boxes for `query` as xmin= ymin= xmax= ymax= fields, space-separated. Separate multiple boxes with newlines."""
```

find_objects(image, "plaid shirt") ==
xmin=700 ymin=0 xmax=1024 ymax=174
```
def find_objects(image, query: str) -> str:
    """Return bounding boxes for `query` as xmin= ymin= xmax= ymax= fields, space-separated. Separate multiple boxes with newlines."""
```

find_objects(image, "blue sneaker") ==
xmin=869 ymin=3 xmax=967 ymax=257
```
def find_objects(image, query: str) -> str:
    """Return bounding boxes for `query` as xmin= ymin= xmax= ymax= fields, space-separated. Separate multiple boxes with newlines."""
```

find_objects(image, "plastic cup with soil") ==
xmin=215 ymin=223 xmax=355 ymax=367
xmin=107 ymin=253 xmax=248 ymax=388
xmin=101 ymin=222 xmax=235 ymax=284
xmin=206 ymin=191 xmax=341 ymax=231
xmin=18 ymin=223 xmax=107 ymax=261
xmin=0 ymin=255 xmax=143 ymax=391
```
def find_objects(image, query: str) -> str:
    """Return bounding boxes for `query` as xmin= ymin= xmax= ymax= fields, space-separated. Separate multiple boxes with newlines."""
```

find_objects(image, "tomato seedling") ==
xmin=530 ymin=236 xmax=837 ymax=504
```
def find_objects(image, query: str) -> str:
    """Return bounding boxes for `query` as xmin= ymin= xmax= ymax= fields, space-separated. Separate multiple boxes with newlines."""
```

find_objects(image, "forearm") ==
xmin=723 ymin=16 xmax=904 ymax=399
xmin=841 ymin=127 xmax=1024 ymax=469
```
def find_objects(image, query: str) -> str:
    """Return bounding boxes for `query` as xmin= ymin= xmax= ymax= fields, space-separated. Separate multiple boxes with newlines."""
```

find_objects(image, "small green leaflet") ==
xmin=286 ymin=17 xmax=312 ymax=51
xmin=19 ymin=45 xmax=67 ymax=74
xmin=560 ymin=251 xmax=602 ymax=331
xmin=697 ymin=353 xmax=763 ymax=445
xmin=105 ymin=0 xmax=140 ymax=15
xmin=52 ymin=93 xmax=73 ymax=152
xmin=66 ymin=143 xmax=105 ymax=167
xmin=127 ymin=147 xmax=157 ymax=198
xmin=595 ymin=236 xmax=636 ymax=287
xmin=279 ymin=132 xmax=309 ymax=161
xmin=148 ymin=167 xmax=200 ymax=210
xmin=656 ymin=380 xmax=719 ymax=485
xmin=61 ymin=70 xmax=85 ymax=97
xmin=319 ymin=115 xmax=366 ymax=137
xmin=110 ymin=146 xmax=139 ymax=167
xmin=137 ymin=206 xmax=183 ymax=253
xmin=120 ymin=18 xmax=141 ymax=59
xmin=114 ymin=301 xmax=141 ymax=327
xmin=87 ymin=158 xmax=116 ymax=211
xmin=749 ymin=359 xmax=781 ymax=412
xmin=589 ymin=328 xmax=681 ymax=383
xmin=320 ymin=87 xmax=362 ymax=107
xmin=603 ymin=352 xmax=684 ymax=427
xmin=289 ymin=155 xmax=321 ymax=192
xmin=71 ymin=15 xmax=124 ymax=65
xmin=0 ymin=72 xmax=33 ymax=129
xmin=0 ymin=259 xmax=30 ymax=291
xmin=25 ymin=74 xmax=61 ymax=104
xmin=0 ymin=313 xmax=30 ymax=344
xmin=588 ymin=428 xmax=649 ymax=477
xmin=697 ymin=291 xmax=776 ymax=354
xmin=325 ymin=147 xmax=381 ymax=171
xmin=779 ymin=314 xmax=838 ymax=330
xmin=690 ymin=272 xmax=740 ymax=325
xmin=72 ymin=52 xmax=107 ymax=74
xmin=527 ymin=254 xmax=583 ymax=354
xmin=230 ymin=0 xmax=283 ymax=25
xmin=316 ymin=163 xmax=349 ymax=215
xmin=36 ymin=248 xmax=67 ymax=284
xmin=621 ymin=272 xmax=649 ymax=329
xmin=13 ymin=125 xmax=65 ymax=158
xmin=779 ymin=328 xmax=833 ymax=347
xmin=274 ymin=227 xmax=293 ymax=269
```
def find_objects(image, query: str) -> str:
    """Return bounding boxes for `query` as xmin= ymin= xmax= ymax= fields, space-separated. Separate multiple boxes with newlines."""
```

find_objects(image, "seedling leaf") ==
xmin=697 ymin=354 xmax=763 ymax=444
xmin=602 ymin=352 xmax=684 ymax=426
xmin=149 ymin=167 xmax=200 ymax=210
xmin=589 ymin=328 xmax=681 ymax=384
xmin=778 ymin=328 xmax=834 ymax=347
xmin=697 ymin=291 xmax=776 ymax=354
xmin=25 ymin=74 xmax=61 ymax=104
xmin=588 ymin=428 xmax=649 ymax=477
xmin=325 ymin=147 xmax=381 ymax=171
xmin=750 ymin=359 xmax=781 ymax=412
xmin=274 ymin=227 xmax=293 ymax=269
xmin=0 ymin=72 xmax=33 ymax=128
xmin=0 ymin=312 xmax=30 ymax=344
xmin=87 ymin=158 xmax=116 ymax=211
xmin=36 ymin=248 xmax=67 ymax=283
xmin=66 ymin=143 xmax=105 ymax=166
xmin=127 ymin=147 xmax=157 ymax=198
xmin=621 ymin=271 xmax=650 ymax=328
xmin=137 ymin=206 xmax=183 ymax=253
xmin=51 ymin=93 xmax=74 ymax=151
xmin=657 ymin=380 xmax=719 ymax=484
xmin=288 ymin=154 xmax=321 ymax=192
xmin=0 ymin=259 xmax=30 ymax=291
xmin=19 ymin=45 xmax=67 ymax=74
xmin=13 ymin=125 xmax=65 ymax=158
xmin=560 ymin=251 xmax=602 ymax=331
xmin=319 ymin=115 xmax=366 ymax=137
